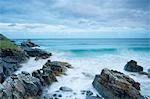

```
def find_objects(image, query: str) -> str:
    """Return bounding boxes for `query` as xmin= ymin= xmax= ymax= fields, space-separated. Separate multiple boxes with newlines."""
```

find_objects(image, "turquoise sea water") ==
xmin=15 ymin=38 xmax=150 ymax=98
xmin=15 ymin=38 xmax=150 ymax=56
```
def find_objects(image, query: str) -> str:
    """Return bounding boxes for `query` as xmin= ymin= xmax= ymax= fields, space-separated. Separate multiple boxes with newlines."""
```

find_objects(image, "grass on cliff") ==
xmin=0 ymin=34 xmax=19 ymax=49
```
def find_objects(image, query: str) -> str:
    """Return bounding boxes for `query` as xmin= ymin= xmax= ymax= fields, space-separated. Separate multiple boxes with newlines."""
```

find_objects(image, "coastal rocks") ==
xmin=59 ymin=86 xmax=73 ymax=92
xmin=0 ymin=49 xmax=29 ymax=83
xmin=44 ymin=60 xmax=72 ymax=76
xmin=0 ymin=48 xmax=29 ymax=63
xmin=124 ymin=60 xmax=143 ymax=72
xmin=0 ymin=72 xmax=42 ymax=99
xmin=92 ymin=68 xmax=143 ymax=99
xmin=21 ymin=39 xmax=39 ymax=47
xmin=22 ymin=47 xmax=52 ymax=60
xmin=32 ymin=68 xmax=57 ymax=86
xmin=21 ymin=39 xmax=52 ymax=60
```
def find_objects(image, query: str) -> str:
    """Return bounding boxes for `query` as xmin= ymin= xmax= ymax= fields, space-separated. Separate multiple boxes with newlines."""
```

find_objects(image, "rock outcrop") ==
xmin=92 ymin=68 xmax=144 ymax=99
xmin=21 ymin=39 xmax=39 ymax=47
xmin=0 ymin=59 xmax=72 ymax=98
xmin=0 ymin=72 xmax=42 ymax=99
xmin=44 ymin=60 xmax=72 ymax=76
xmin=32 ymin=60 xmax=72 ymax=86
xmin=124 ymin=60 xmax=143 ymax=72
xmin=0 ymin=34 xmax=29 ymax=83
xmin=21 ymin=40 xmax=52 ymax=60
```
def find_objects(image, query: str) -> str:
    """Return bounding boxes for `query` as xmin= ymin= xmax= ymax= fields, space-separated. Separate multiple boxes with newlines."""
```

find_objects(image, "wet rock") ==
xmin=86 ymin=95 xmax=102 ymax=99
xmin=92 ymin=68 xmax=144 ymax=99
xmin=44 ymin=60 xmax=72 ymax=76
xmin=0 ymin=72 xmax=42 ymax=99
xmin=21 ymin=39 xmax=39 ymax=48
xmin=86 ymin=91 xmax=93 ymax=96
xmin=32 ymin=67 xmax=57 ymax=86
xmin=21 ymin=47 xmax=52 ymax=60
xmin=0 ymin=49 xmax=29 ymax=83
xmin=58 ymin=94 xmax=62 ymax=97
xmin=59 ymin=86 xmax=73 ymax=92
xmin=124 ymin=60 xmax=143 ymax=72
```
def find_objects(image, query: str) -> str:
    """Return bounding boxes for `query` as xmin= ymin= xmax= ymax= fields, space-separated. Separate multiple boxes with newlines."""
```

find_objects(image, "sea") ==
xmin=14 ymin=38 xmax=150 ymax=99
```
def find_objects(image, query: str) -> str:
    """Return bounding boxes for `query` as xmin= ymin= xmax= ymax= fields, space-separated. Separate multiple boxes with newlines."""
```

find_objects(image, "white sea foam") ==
xmin=42 ymin=50 xmax=150 ymax=98
xmin=15 ymin=57 xmax=50 ymax=74
xmin=15 ymin=49 xmax=150 ymax=98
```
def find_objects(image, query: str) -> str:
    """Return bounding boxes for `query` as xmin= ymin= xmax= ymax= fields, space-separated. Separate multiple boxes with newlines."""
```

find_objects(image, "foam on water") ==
xmin=42 ymin=50 xmax=150 ymax=98
xmin=14 ymin=38 xmax=150 ymax=98
xmin=15 ymin=57 xmax=50 ymax=74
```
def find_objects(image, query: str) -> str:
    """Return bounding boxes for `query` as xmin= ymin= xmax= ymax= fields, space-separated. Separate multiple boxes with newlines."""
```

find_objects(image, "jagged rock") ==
xmin=0 ymin=49 xmax=29 ymax=63
xmin=21 ymin=39 xmax=39 ymax=47
xmin=59 ymin=86 xmax=73 ymax=92
xmin=44 ymin=60 xmax=72 ymax=76
xmin=32 ymin=68 xmax=57 ymax=86
xmin=21 ymin=47 xmax=52 ymax=60
xmin=92 ymin=68 xmax=144 ymax=99
xmin=124 ymin=60 xmax=143 ymax=72
xmin=0 ymin=49 xmax=29 ymax=83
xmin=20 ymin=39 xmax=52 ymax=60
xmin=0 ymin=72 xmax=42 ymax=99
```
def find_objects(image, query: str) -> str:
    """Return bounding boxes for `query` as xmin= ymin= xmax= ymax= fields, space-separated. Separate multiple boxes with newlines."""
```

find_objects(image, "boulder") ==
xmin=21 ymin=47 xmax=52 ymax=60
xmin=59 ymin=86 xmax=73 ymax=92
xmin=0 ymin=49 xmax=29 ymax=83
xmin=32 ymin=68 xmax=57 ymax=86
xmin=0 ymin=72 xmax=42 ymax=99
xmin=44 ymin=60 xmax=72 ymax=76
xmin=124 ymin=60 xmax=143 ymax=72
xmin=21 ymin=39 xmax=39 ymax=47
xmin=92 ymin=68 xmax=144 ymax=99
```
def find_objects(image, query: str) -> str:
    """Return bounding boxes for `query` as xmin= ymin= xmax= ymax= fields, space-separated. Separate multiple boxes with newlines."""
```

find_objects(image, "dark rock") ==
xmin=86 ymin=95 xmax=102 ymax=99
xmin=32 ymin=67 xmax=57 ymax=86
xmin=21 ymin=47 xmax=52 ymax=60
xmin=21 ymin=39 xmax=39 ymax=48
xmin=58 ymin=94 xmax=62 ymax=97
xmin=92 ymin=68 xmax=144 ymax=99
xmin=0 ymin=49 xmax=29 ymax=83
xmin=44 ymin=60 xmax=72 ymax=76
xmin=124 ymin=60 xmax=143 ymax=72
xmin=86 ymin=91 xmax=93 ymax=96
xmin=0 ymin=72 xmax=42 ymax=98
xmin=59 ymin=86 xmax=73 ymax=92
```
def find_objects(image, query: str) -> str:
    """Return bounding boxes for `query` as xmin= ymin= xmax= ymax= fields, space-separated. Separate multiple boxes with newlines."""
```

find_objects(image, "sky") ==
xmin=0 ymin=0 xmax=150 ymax=38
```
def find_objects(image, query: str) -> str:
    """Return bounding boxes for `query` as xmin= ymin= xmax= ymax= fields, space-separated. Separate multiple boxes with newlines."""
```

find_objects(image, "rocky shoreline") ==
xmin=0 ymin=34 xmax=149 ymax=99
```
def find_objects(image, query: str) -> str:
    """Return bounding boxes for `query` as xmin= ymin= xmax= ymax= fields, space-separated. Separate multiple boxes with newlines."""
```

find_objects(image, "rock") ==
xmin=86 ymin=95 xmax=102 ymax=99
xmin=86 ymin=91 xmax=93 ymax=96
xmin=44 ymin=60 xmax=72 ymax=76
xmin=21 ymin=47 xmax=52 ymax=60
xmin=92 ymin=68 xmax=144 ymax=99
xmin=32 ymin=67 xmax=57 ymax=86
xmin=0 ymin=48 xmax=29 ymax=83
xmin=124 ymin=60 xmax=143 ymax=72
xmin=59 ymin=86 xmax=73 ymax=92
xmin=21 ymin=39 xmax=39 ymax=48
xmin=20 ymin=40 xmax=51 ymax=60
xmin=0 ymin=72 xmax=42 ymax=98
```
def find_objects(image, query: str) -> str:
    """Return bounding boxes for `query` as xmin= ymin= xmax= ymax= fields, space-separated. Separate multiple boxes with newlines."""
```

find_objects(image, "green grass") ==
xmin=0 ymin=34 xmax=19 ymax=49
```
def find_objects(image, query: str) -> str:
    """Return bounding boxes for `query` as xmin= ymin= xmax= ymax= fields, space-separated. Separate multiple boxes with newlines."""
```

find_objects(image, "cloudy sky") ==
xmin=0 ymin=0 xmax=149 ymax=38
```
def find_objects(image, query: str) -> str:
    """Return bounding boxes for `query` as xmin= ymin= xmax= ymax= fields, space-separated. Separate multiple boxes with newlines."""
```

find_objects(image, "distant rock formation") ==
xmin=21 ymin=39 xmax=39 ymax=47
xmin=21 ymin=40 xmax=52 ymax=60
xmin=92 ymin=68 xmax=144 ymax=99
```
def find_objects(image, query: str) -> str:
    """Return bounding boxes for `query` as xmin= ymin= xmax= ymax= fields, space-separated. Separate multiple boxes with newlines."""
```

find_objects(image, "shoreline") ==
xmin=0 ymin=33 xmax=149 ymax=98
